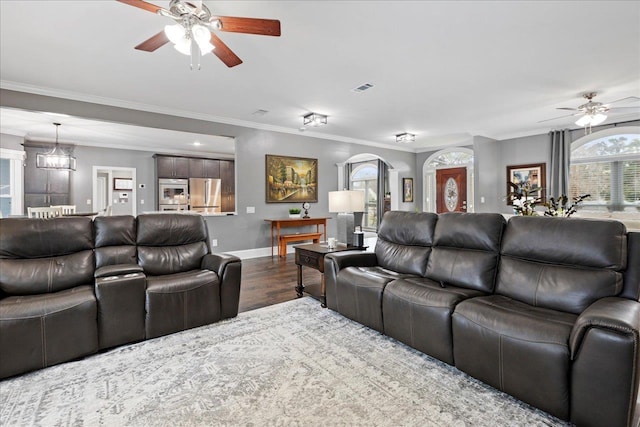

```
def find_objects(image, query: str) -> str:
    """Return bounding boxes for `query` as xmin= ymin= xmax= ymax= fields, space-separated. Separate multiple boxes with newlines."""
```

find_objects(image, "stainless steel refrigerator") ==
xmin=189 ymin=178 xmax=221 ymax=213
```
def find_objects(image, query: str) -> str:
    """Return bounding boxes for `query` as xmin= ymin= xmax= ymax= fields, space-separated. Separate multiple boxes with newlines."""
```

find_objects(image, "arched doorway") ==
xmin=423 ymin=148 xmax=474 ymax=213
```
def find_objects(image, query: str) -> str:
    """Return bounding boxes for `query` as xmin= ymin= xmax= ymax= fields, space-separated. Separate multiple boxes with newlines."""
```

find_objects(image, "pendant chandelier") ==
xmin=36 ymin=123 xmax=76 ymax=171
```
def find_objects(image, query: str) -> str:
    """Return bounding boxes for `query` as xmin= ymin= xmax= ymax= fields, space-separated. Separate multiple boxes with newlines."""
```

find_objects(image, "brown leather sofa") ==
xmin=0 ymin=213 xmax=241 ymax=379
xmin=325 ymin=211 xmax=640 ymax=427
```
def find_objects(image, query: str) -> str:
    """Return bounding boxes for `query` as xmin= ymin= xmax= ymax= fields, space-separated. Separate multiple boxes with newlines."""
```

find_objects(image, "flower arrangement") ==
xmin=288 ymin=208 xmax=301 ymax=217
xmin=543 ymin=194 xmax=590 ymax=217
xmin=507 ymin=182 xmax=542 ymax=216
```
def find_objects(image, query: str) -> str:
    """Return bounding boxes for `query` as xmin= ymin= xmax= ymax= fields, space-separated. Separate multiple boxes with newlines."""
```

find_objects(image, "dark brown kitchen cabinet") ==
xmin=156 ymin=155 xmax=190 ymax=178
xmin=220 ymin=160 xmax=235 ymax=212
xmin=189 ymin=158 xmax=220 ymax=178
xmin=23 ymin=145 xmax=70 ymax=212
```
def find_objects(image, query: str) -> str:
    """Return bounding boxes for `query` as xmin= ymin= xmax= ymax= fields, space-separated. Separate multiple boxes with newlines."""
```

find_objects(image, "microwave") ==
xmin=158 ymin=178 xmax=189 ymax=207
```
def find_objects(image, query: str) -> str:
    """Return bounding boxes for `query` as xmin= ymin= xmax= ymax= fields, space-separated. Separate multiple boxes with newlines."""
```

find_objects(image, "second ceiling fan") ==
xmin=117 ymin=0 xmax=281 ymax=68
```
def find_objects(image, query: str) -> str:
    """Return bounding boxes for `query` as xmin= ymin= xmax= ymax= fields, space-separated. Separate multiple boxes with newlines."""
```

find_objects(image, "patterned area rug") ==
xmin=0 ymin=297 xmax=569 ymax=426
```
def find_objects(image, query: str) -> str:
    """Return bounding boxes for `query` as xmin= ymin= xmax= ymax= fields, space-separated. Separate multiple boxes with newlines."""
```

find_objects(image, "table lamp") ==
xmin=328 ymin=190 xmax=365 ymax=245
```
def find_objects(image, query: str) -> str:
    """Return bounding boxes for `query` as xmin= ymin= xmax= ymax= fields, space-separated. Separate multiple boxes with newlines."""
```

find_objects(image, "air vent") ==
xmin=351 ymin=83 xmax=374 ymax=93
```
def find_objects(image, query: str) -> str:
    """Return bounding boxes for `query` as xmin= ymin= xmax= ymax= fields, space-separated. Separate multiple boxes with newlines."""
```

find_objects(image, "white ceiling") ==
xmin=1 ymin=0 xmax=639 ymax=154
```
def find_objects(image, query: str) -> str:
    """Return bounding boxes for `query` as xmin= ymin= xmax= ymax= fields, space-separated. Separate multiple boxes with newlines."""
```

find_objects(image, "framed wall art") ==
xmin=113 ymin=178 xmax=133 ymax=191
xmin=506 ymin=163 xmax=546 ymax=205
xmin=402 ymin=178 xmax=414 ymax=202
xmin=265 ymin=154 xmax=318 ymax=203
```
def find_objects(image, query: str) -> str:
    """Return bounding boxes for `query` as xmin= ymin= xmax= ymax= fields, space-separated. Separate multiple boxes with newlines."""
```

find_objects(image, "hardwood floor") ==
xmin=238 ymin=254 xmax=322 ymax=313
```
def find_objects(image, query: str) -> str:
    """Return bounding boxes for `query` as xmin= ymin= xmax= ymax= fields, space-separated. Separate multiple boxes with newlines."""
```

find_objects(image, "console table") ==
xmin=264 ymin=217 xmax=330 ymax=257
xmin=294 ymin=243 xmax=366 ymax=307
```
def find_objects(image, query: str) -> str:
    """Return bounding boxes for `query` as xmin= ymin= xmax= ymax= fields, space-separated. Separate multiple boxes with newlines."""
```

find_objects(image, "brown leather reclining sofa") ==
xmin=325 ymin=211 xmax=640 ymax=427
xmin=0 ymin=213 xmax=241 ymax=379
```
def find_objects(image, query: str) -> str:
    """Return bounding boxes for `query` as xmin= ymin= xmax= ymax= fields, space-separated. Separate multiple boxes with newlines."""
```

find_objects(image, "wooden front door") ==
xmin=436 ymin=167 xmax=467 ymax=213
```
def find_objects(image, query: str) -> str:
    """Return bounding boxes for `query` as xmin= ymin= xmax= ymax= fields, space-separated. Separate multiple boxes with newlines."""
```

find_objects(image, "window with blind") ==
xmin=569 ymin=134 xmax=640 ymax=212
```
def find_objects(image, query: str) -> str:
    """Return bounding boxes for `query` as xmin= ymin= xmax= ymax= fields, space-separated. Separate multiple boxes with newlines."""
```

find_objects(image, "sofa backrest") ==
xmin=375 ymin=211 xmax=438 ymax=276
xmin=0 ymin=217 xmax=94 ymax=296
xmin=94 ymin=215 xmax=137 ymax=268
xmin=136 ymin=213 xmax=209 ymax=276
xmin=496 ymin=216 xmax=627 ymax=314
xmin=426 ymin=212 xmax=505 ymax=292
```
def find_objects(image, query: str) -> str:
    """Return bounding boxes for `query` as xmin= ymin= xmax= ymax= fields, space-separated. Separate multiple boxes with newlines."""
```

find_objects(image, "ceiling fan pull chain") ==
xmin=190 ymin=38 xmax=202 ymax=71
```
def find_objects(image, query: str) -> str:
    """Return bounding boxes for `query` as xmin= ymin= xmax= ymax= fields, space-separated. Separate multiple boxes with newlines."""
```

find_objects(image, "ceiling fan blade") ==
xmin=213 ymin=16 xmax=281 ymax=36
xmin=537 ymin=113 xmax=579 ymax=123
xmin=606 ymin=96 xmax=640 ymax=105
xmin=556 ymin=107 xmax=578 ymax=111
xmin=116 ymin=0 xmax=163 ymax=14
xmin=209 ymin=33 xmax=243 ymax=67
xmin=134 ymin=31 xmax=170 ymax=52
xmin=608 ymin=106 xmax=640 ymax=111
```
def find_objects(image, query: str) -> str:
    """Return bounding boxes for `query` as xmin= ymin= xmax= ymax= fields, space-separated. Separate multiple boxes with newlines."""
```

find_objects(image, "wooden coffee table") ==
xmin=294 ymin=243 xmax=367 ymax=307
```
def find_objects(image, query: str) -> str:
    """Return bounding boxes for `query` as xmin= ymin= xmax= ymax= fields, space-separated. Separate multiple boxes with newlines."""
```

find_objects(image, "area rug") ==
xmin=0 ymin=297 xmax=569 ymax=426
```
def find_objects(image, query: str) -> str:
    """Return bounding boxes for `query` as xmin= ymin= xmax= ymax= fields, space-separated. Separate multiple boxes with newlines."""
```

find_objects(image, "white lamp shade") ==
xmin=165 ymin=24 xmax=186 ymax=44
xmin=328 ymin=190 xmax=365 ymax=213
xmin=192 ymin=24 xmax=214 ymax=55
xmin=575 ymin=113 xmax=607 ymax=127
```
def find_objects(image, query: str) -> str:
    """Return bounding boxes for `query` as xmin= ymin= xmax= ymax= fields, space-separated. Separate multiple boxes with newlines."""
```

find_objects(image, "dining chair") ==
xmin=27 ymin=206 xmax=63 ymax=218
xmin=51 ymin=205 xmax=76 ymax=215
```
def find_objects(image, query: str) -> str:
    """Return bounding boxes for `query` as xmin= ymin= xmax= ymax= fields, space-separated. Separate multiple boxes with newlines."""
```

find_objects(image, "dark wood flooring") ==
xmin=238 ymin=254 xmax=322 ymax=313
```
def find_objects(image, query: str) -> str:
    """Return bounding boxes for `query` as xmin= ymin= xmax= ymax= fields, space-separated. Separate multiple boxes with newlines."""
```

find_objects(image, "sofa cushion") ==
xmin=497 ymin=216 xmax=626 ymax=314
xmin=137 ymin=213 xmax=208 ymax=246
xmin=0 ymin=251 xmax=95 ymax=296
xmin=335 ymin=267 xmax=406 ymax=333
xmin=0 ymin=285 xmax=98 ymax=379
xmin=138 ymin=242 xmax=209 ymax=276
xmin=94 ymin=215 xmax=136 ymax=247
xmin=375 ymin=211 xmax=438 ymax=276
xmin=145 ymin=270 xmax=220 ymax=339
xmin=0 ymin=217 xmax=93 ymax=259
xmin=383 ymin=277 xmax=485 ymax=364
xmin=452 ymin=295 xmax=577 ymax=420
xmin=94 ymin=215 xmax=138 ymax=269
xmin=426 ymin=213 xmax=505 ymax=292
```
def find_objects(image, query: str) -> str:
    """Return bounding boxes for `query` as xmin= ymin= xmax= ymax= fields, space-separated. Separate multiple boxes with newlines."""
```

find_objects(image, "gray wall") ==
xmin=1 ymin=89 xmax=416 ymax=253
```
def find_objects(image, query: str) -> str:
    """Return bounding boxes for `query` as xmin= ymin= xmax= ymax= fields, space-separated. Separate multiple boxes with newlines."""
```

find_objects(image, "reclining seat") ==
xmin=452 ymin=216 xmax=629 ymax=423
xmin=0 ymin=217 xmax=98 ymax=379
xmin=383 ymin=212 xmax=505 ymax=365
xmin=324 ymin=211 xmax=438 ymax=332
xmin=137 ymin=213 xmax=240 ymax=339
xmin=93 ymin=215 xmax=146 ymax=349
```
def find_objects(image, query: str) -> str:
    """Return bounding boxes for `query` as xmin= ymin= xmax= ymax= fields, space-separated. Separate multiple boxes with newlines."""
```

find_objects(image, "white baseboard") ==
xmin=227 ymin=237 xmax=377 ymax=260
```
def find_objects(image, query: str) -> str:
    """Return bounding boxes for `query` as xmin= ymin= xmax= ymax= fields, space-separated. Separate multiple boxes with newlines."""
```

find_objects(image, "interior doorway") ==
xmin=92 ymin=166 xmax=137 ymax=216
xmin=436 ymin=167 xmax=467 ymax=213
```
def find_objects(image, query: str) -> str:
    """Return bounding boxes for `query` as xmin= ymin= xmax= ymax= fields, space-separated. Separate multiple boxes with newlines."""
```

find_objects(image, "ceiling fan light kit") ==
xmin=575 ymin=113 xmax=607 ymax=127
xmin=303 ymin=113 xmax=328 ymax=127
xmin=396 ymin=133 xmax=416 ymax=143
xmin=117 ymin=0 xmax=281 ymax=69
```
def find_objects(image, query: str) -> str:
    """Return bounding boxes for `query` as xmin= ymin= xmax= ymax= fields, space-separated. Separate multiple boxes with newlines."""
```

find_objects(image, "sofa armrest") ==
xmin=570 ymin=297 xmax=640 ymax=360
xmin=325 ymin=251 xmax=378 ymax=271
xmin=324 ymin=251 xmax=378 ymax=310
xmin=202 ymin=253 xmax=242 ymax=319
xmin=95 ymin=263 xmax=143 ymax=278
xmin=569 ymin=297 xmax=640 ymax=427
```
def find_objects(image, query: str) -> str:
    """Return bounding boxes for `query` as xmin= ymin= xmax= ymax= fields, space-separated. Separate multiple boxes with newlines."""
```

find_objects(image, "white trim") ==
xmin=0 ymin=148 xmax=25 ymax=215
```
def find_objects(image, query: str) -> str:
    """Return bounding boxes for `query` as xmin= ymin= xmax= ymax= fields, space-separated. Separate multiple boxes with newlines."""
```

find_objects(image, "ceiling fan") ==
xmin=539 ymin=92 xmax=640 ymax=127
xmin=117 ymin=0 xmax=281 ymax=68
